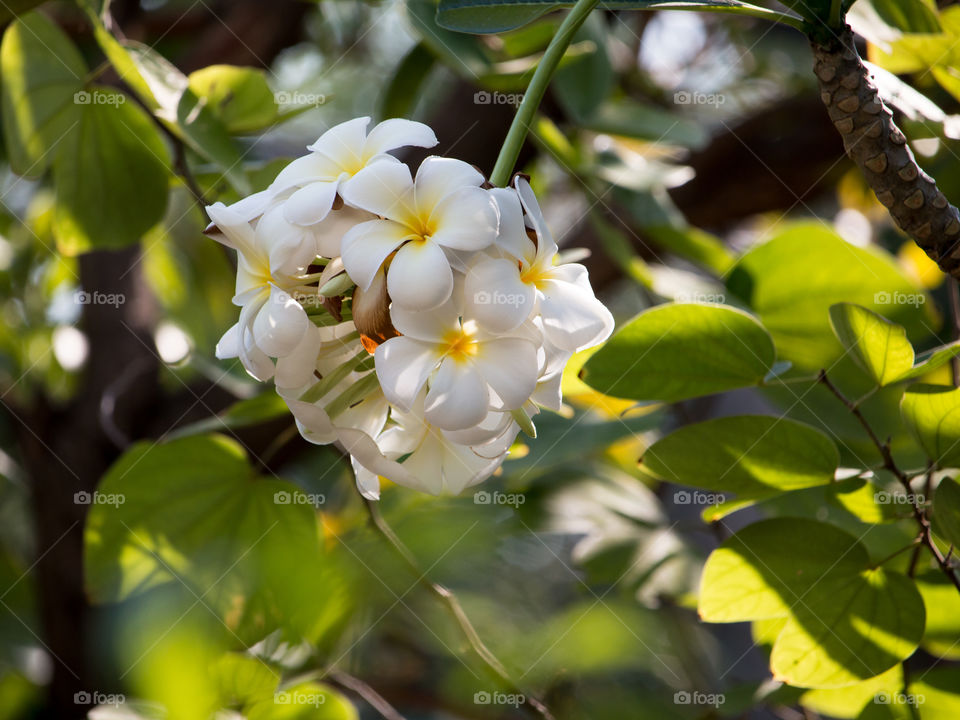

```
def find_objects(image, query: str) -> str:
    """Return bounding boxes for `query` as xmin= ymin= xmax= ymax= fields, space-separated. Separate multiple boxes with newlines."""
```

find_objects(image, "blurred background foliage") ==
xmin=0 ymin=0 xmax=960 ymax=718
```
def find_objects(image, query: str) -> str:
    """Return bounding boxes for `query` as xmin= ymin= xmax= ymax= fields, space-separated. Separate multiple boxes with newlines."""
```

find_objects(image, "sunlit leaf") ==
xmin=901 ymin=384 xmax=960 ymax=467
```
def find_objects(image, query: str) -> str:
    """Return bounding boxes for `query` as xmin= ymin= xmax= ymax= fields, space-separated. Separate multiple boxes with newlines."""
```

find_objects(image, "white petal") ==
xmin=442 ymin=439 xmax=506 ymax=495
xmin=339 ymin=161 xmax=415 ymax=221
xmin=206 ymin=202 xmax=259 ymax=259
xmin=464 ymin=257 xmax=535 ymax=333
xmin=227 ymin=189 xmax=274 ymax=222
xmin=428 ymin=186 xmax=499 ymax=251
xmin=374 ymin=336 xmax=438 ymax=411
xmin=389 ymin=297 xmax=459 ymax=342
xmin=424 ymin=360 xmax=488 ymax=430
xmin=282 ymin=180 xmax=339 ymax=227
xmin=443 ymin=409 xmax=514 ymax=446
xmin=514 ymin=176 xmax=558 ymax=260
xmin=473 ymin=337 xmax=538 ymax=410
xmin=387 ymin=240 xmax=454 ymax=311
xmin=414 ymin=156 xmax=484 ymax=210
xmin=252 ymin=285 xmax=309 ymax=357
xmin=531 ymin=367 xmax=564 ymax=411
xmin=256 ymin=205 xmax=319 ymax=275
xmin=306 ymin=116 xmax=371 ymax=170
xmin=283 ymin=397 xmax=337 ymax=444
xmin=538 ymin=278 xmax=614 ymax=352
xmin=352 ymin=459 xmax=381 ymax=500
xmin=341 ymin=219 xmax=409 ymax=291
xmin=274 ymin=324 xmax=321 ymax=389
xmin=490 ymin=187 xmax=534 ymax=262
xmin=215 ymin=322 xmax=241 ymax=359
xmin=238 ymin=298 xmax=275 ymax=382
xmin=271 ymin=152 xmax=343 ymax=193
xmin=363 ymin=118 xmax=437 ymax=158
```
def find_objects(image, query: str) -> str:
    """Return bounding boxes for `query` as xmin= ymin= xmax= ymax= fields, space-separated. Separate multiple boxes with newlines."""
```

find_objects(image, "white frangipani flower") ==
xmin=206 ymin=202 xmax=320 ymax=385
xmin=465 ymin=178 xmax=614 ymax=351
xmin=374 ymin=298 xmax=539 ymax=431
xmin=230 ymin=116 xmax=438 ymax=227
xmin=339 ymin=156 xmax=500 ymax=310
xmin=207 ymin=116 xmax=616 ymax=499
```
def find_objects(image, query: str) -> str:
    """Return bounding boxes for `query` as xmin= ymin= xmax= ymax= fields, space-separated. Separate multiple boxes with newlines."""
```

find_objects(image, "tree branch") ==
xmin=818 ymin=370 xmax=960 ymax=593
xmin=361 ymin=498 xmax=556 ymax=720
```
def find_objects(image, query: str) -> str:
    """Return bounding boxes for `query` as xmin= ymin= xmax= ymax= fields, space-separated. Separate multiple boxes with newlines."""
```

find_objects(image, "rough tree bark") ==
xmin=811 ymin=27 xmax=960 ymax=277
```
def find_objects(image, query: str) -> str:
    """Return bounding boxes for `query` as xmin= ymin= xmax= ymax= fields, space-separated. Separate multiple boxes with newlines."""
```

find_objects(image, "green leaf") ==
xmin=828 ymin=303 xmax=915 ymax=386
xmin=915 ymin=571 xmax=960 ymax=660
xmin=0 ymin=0 xmax=47 ymax=23
xmin=0 ymin=12 xmax=86 ymax=177
xmin=552 ymin=14 xmax=613 ymax=120
xmin=247 ymin=682 xmax=358 ymax=720
xmin=909 ymin=668 xmax=960 ymax=718
xmin=581 ymin=303 xmax=775 ymax=402
xmin=932 ymin=476 xmax=960 ymax=547
xmin=85 ymin=434 xmax=327 ymax=641
xmin=407 ymin=0 xmax=492 ymax=78
xmin=895 ymin=341 xmax=960 ymax=382
xmin=801 ymin=666 xmax=903 ymax=719
xmin=580 ymin=98 xmax=708 ymax=149
xmin=643 ymin=415 xmax=838 ymax=502
xmin=380 ymin=42 xmax=435 ymax=120
xmin=727 ymin=223 xmax=933 ymax=371
xmin=901 ymin=384 xmax=960 ymax=467
xmin=700 ymin=518 xmax=924 ymax=688
xmin=436 ymin=0 xmax=800 ymax=34
xmin=187 ymin=65 xmax=279 ymax=134
xmin=52 ymin=88 xmax=170 ymax=254
xmin=871 ymin=0 xmax=941 ymax=33
xmin=168 ymin=392 xmax=291 ymax=439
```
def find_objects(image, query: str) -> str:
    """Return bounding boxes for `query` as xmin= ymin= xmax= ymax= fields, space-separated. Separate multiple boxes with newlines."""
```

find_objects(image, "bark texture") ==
xmin=811 ymin=27 xmax=960 ymax=277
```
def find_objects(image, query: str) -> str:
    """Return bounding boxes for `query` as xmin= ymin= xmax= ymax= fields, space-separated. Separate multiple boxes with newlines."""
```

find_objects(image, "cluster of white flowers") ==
xmin=205 ymin=117 xmax=613 ymax=497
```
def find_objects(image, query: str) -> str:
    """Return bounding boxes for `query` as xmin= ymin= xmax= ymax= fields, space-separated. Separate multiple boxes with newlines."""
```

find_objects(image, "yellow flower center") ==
xmin=441 ymin=323 xmax=478 ymax=363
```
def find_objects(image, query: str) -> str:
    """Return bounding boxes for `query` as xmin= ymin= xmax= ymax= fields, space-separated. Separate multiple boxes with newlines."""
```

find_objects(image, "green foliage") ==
xmin=901 ymin=384 xmax=960 ymax=468
xmin=85 ymin=434 xmax=332 ymax=643
xmin=932 ymin=476 xmax=960 ymax=546
xmin=642 ymin=415 xmax=838 ymax=502
xmin=435 ymin=0 xmax=802 ymax=34
xmin=0 ymin=13 xmax=170 ymax=253
xmin=727 ymin=223 xmax=932 ymax=371
xmin=581 ymin=303 xmax=775 ymax=402
xmin=829 ymin=303 xmax=916 ymax=386
xmin=187 ymin=65 xmax=280 ymax=134
xmin=700 ymin=518 xmax=924 ymax=687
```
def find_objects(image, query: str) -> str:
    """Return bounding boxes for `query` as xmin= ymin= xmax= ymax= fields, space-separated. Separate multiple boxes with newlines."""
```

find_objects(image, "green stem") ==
xmin=829 ymin=0 xmax=843 ymax=29
xmin=489 ymin=0 xmax=600 ymax=187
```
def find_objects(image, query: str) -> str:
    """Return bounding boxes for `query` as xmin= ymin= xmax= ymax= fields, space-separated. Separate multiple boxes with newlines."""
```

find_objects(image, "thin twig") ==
xmin=362 ymin=498 xmax=556 ymax=720
xmin=327 ymin=670 xmax=408 ymax=720
xmin=818 ymin=370 xmax=960 ymax=593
